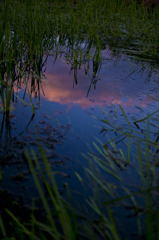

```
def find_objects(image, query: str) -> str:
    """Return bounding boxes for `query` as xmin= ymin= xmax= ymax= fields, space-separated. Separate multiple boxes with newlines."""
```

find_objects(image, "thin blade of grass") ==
xmin=119 ymin=105 xmax=132 ymax=130
xmin=134 ymin=109 xmax=159 ymax=123
xmin=6 ymin=209 xmax=40 ymax=240
xmin=0 ymin=216 xmax=6 ymax=238
xmin=25 ymin=149 xmax=60 ymax=240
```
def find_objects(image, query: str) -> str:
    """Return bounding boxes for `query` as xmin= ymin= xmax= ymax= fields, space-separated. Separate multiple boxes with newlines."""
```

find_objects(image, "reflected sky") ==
xmin=41 ymin=53 xmax=159 ymax=111
xmin=1 ymin=50 xmax=159 ymax=219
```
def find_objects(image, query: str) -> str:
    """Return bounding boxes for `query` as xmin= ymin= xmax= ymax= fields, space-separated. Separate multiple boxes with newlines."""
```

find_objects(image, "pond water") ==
xmin=1 ymin=47 xmax=159 ymax=238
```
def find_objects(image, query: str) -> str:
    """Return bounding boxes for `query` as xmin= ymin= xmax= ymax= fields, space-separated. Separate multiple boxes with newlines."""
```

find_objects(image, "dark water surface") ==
xmin=1 ymin=49 xmax=159 ymax=238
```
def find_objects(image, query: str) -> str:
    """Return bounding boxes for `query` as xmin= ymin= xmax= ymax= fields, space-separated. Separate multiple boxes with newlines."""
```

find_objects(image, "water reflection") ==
xmin=41 ymin=53 xmax=159 ymax=110
xmin=1 ymin=45 xmax=159 ymax=240
xmin=0 ymin=53 xmax=49 ymax=141
xmin=1 ymin=49 xmax=159 ymax=143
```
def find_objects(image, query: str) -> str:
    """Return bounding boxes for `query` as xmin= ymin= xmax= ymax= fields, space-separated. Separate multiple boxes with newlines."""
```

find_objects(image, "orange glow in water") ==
xmin=40 ymin=57 xmax=155 ymax=110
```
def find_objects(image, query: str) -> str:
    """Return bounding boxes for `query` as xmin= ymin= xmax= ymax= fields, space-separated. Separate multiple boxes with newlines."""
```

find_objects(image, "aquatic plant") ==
xmin=1 ymin=107 xmax=159 ymax=239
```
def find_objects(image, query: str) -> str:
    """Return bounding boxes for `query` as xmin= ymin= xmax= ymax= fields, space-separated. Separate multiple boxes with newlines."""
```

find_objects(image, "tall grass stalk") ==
xmin=25 ymin=146 xmax=77 ymax=240
xmin=2 ymin=114 xmax=159 ymax=239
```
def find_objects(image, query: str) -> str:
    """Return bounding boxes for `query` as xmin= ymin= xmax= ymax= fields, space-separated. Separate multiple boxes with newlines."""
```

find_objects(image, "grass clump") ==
xmin=0 ymin=0 xmax=159 ymax=63
xmin=2 ymin=112 xmax=159 ymax=239
xmin=1 ymin=122 xmax=159 ymax=239
xmin=0 ymin=0 xmax=159 ymax=114
xmin=0 ymin=144 xmax=121 ymax=240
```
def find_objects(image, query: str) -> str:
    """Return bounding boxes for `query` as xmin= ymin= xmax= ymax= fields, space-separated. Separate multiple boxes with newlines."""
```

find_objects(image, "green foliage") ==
xmin=2 ymin=113 xmax=159 ymax=239
xmin=0 ymin=0 xmax=159 ymax=63
xmin=0 ymin=0 xmax=159 ymax=113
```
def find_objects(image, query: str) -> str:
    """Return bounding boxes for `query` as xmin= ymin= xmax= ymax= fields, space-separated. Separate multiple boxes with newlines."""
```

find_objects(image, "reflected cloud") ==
xmin=41 ymin=56 xmax=158 ymax=110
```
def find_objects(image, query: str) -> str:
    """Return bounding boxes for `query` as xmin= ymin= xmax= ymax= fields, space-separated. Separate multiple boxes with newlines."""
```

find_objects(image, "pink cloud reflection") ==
xmin=40 ymin=57 xmax=156 ymax=110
